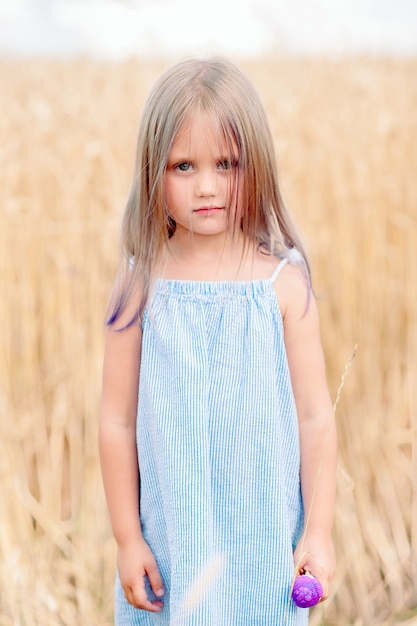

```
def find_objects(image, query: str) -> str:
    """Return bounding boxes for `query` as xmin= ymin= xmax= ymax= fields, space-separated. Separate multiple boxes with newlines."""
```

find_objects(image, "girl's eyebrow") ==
xmin=166 ymin=152 xmax=188 ymax=162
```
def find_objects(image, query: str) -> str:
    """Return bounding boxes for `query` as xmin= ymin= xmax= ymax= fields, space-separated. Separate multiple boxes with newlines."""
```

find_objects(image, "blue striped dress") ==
xmin=115 ymin=258 xmax=308 ymax=625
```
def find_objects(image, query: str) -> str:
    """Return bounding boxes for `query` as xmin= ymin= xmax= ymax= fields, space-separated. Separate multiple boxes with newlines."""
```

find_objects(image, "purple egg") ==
xmin=292 ymin=574 xmax=323 ymax=608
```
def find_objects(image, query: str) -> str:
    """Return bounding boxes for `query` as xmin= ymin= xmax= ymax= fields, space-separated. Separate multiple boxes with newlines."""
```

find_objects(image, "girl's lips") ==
xmin=194 ymin=206 xmax=223 ymax=213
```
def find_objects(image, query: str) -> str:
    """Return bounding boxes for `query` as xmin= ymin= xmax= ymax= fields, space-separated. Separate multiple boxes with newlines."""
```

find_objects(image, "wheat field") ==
xmin=0 ymin=56 xmax=416 ymax=625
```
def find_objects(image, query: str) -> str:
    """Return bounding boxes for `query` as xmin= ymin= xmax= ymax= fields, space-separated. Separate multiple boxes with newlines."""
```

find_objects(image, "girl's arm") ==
xmin=275 ymin=265 xmax=337 ymax=601
xmin=99 ymin=304 xmax=164 ymax=612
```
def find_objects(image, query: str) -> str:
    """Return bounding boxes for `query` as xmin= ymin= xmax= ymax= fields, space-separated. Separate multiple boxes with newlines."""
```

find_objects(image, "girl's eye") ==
xmin=176 ymin=162 xmax=192 ymax=172
xmin=217 ymin=159 xmax=236 ymax=171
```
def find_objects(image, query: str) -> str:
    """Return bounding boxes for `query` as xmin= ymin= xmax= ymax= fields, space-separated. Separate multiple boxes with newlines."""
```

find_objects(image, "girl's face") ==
xmin=165 ymin=112 xmax=240 ymax=241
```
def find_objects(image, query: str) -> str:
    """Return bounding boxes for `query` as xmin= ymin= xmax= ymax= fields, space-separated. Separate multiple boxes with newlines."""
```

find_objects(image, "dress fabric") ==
xmin=114 ymin=259 xmax=308 ymax=626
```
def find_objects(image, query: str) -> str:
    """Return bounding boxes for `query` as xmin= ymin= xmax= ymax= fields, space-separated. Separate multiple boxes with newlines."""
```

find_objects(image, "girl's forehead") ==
xmin=172 ymin=112 xmax=236 ymax=154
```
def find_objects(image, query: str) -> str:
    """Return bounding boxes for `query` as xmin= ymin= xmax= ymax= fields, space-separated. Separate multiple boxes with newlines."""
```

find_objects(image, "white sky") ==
xmin=0 ymin=0 xmax=416 ymax=59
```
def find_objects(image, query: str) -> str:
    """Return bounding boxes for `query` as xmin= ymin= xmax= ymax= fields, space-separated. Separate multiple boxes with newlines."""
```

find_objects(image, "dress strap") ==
xmin=270 ymin=258 xmax=288 ymax=284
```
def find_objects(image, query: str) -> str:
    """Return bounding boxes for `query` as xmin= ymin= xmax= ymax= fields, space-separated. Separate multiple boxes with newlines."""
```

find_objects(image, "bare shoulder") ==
xmin=106 ymin=265 xmax=145 ymax=328
xmin=273 ymin=262 xmax=313 ymax=322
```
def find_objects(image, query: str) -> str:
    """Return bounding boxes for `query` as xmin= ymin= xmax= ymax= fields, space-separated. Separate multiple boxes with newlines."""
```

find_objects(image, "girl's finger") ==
xmin=145 ymin=560 xmax=165 ymax=599
xmin=128 ymin=582 xmax=164 ymax=612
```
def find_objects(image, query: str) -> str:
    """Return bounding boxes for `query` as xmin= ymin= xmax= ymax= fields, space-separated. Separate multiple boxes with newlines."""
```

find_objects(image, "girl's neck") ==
xmin=171 ymin=229 xmax=244 ymax=258
xmin=160 ymin=232 xmax=277 ymax=282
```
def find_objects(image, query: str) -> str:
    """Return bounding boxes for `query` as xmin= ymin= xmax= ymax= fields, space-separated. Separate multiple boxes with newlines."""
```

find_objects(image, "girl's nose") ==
xmin=196 ymin=169 xmax=217 ymax=197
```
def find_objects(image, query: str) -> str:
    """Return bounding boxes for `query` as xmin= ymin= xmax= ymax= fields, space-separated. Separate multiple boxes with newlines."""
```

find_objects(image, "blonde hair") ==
xmin=107 ymin=57 xmax=309 ymax=325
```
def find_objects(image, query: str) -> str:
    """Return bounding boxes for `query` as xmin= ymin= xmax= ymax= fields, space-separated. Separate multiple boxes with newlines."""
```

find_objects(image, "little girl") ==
xmin=99 ymin=57 xmax=337 ymax=626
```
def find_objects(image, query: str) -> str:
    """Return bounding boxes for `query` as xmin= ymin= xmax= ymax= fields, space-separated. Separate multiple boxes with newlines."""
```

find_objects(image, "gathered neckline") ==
xmin=153 ymin=277 xmax=278 ymax=297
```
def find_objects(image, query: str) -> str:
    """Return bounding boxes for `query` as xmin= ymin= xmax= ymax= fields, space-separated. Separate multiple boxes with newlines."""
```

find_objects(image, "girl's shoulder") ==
xmin=272 ymin=257 xmax=311 ymax=321
xmin=106 ymin=263 xmax=145 ymax=330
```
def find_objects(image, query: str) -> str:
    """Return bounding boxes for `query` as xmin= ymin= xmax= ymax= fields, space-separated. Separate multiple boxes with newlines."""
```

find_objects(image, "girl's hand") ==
xmin=117 ymin=539 xmax=165 ymax=612
xmin=293 ymin=533 xmax=336 ymax=602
